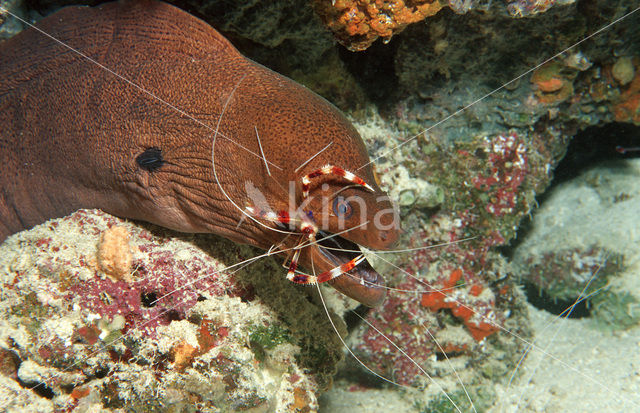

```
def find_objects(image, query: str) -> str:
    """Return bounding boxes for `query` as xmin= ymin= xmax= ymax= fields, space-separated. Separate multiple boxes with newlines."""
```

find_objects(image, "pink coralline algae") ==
xmin=68 ymin=240 xmax=237 ymax=338
xmin=28 ymin=210 xmax=246 ymax=338
xmin=0 ymin=209 xmax=323 ymax=412
xmin=420 ymin=268 xmax=499 ymax=342
xmin=470 ymin=133 xmax=529 ymax=217
xmin=355 ymin=211 xmax=518 ymax=386
xmin=352 ymin=131 xmax=540 ymax=387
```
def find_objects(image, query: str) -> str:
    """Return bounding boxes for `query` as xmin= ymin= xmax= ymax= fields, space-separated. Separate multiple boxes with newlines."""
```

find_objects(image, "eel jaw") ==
xmin=308 ymin=231 xmax=386 ymax=307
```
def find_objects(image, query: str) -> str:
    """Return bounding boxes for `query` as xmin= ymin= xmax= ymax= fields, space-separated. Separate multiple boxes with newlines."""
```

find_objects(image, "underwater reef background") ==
xmin=1 ymin=0 xmax=640 ymax=411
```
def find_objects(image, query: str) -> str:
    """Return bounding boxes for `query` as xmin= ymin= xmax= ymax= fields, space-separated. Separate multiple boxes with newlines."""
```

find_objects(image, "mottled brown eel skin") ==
xmin=0 ymin=0 xmax=399 ymax=306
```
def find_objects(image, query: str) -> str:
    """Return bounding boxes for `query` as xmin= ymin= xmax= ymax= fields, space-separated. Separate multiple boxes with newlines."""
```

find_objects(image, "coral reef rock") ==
xmin=512 ymin=157 xmax=640 ymax=329
xmin=0 ymin=209 xmax=345 ymax=412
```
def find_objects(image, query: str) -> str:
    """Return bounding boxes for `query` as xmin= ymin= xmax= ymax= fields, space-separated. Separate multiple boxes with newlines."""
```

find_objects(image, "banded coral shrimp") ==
xmin=1 ymin=1 xmax=640 ymax=412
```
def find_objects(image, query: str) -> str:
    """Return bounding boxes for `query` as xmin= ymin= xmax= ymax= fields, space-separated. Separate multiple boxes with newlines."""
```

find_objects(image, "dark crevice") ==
xmin=504 ymin=121 xmax=640 ymax=254
xmin=505 ymin=122 xmax=639 ymax=316
xmin=434 ymin=349 xmax=465 ymax=361
xmin=163 ymin=309 xmax=184 ymax=323
xmin=344 ymin=305 xmax=371 ymax=331
xmin=94 ymin=367 xmax=109 ymax=379
xmin=19 ymin=380 xmax=55 ymax=399
xmin=549 ymin=122 xmax=640 ymax=187
xmin=522 ymin=282 xmax=591 ymax=318
xmin=140 ymin=291 xmax=158 ymax=307
xmin=338 ymin=37 xmax=400 ymax=105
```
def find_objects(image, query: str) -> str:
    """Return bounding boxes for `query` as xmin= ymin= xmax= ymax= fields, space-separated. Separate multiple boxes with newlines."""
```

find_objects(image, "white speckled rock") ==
xmin=0 ymin=209 xmax=334 ymax=412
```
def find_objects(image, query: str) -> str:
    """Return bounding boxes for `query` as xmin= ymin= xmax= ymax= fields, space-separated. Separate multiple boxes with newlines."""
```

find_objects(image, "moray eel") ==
xmin=0 ymin=0 xmax=399 ymax=306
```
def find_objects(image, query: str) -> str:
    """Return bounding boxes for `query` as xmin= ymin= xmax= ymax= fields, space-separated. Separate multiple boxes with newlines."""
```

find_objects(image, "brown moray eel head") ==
xmin=0 ymin=0 xmax=399 ymax=307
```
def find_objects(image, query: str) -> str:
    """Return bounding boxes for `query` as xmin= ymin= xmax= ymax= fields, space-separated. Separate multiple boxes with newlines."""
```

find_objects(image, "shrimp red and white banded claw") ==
xmin=301 ymin=164 xmax=374 ymax=199
xmin=287 ymin=254 xmax=366 ymax=284
xmin=245 ymin=165 xmax=375 ymax=287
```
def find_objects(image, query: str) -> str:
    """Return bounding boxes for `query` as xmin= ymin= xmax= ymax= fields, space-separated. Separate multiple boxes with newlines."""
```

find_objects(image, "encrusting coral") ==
xmin=0 ymin=209 xmax=344 ymax=412
xmin=312 ymin=0 xmax=445 ymax=51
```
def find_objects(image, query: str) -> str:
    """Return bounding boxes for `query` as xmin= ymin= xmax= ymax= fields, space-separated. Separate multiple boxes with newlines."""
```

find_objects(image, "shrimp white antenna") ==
xmin=312 ymin=268 xmax=421 ymax=391
xmin=357 ymin=6 xmax=640 ymax=172
xmin=368 ymin=249 xmax=639 ymax=408
xmin=254 ymin=125 xmax=271 ymax=176
xmin=511 ymin=258 xmax=612 ymax=411
xmin=0 ymin=6 xmax=283 ymax=171
xmin=313 ymin=255 xmax=463 ymax=413
xmin=419 ymin=321 xmax=477 ymax=413
xmin=210 ymin=76 xmax=295 ymax=235
xmin=353 ymin=311 xmax=463 ymax=412
xmin=295 ymin=141 xmax=333 ymax=173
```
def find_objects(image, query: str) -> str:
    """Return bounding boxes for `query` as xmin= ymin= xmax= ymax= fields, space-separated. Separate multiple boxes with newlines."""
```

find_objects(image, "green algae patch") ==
xmin=591 ymin=290 xmax=640 ymax=331
xmin=250 ymin=324 xmax=293 ymax=349
xmin=520 ymin=247 xmax=624 ymax=303
xmin=249 ymin=324 xmax=293 ymax=361
xmin=9 ymin=292 xmax=53 ymax=337
xmin=415 ymin=386 xmax=494 ymax=413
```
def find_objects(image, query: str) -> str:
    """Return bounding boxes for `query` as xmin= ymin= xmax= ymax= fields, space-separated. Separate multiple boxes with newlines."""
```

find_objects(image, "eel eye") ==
xmin=332 ymin=196 xmax=353 ymax=219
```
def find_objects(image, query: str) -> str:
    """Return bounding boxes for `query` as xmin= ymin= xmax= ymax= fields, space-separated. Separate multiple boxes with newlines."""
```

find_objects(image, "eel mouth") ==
xmin=311 ymin=230 xmax=386 ymax=307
